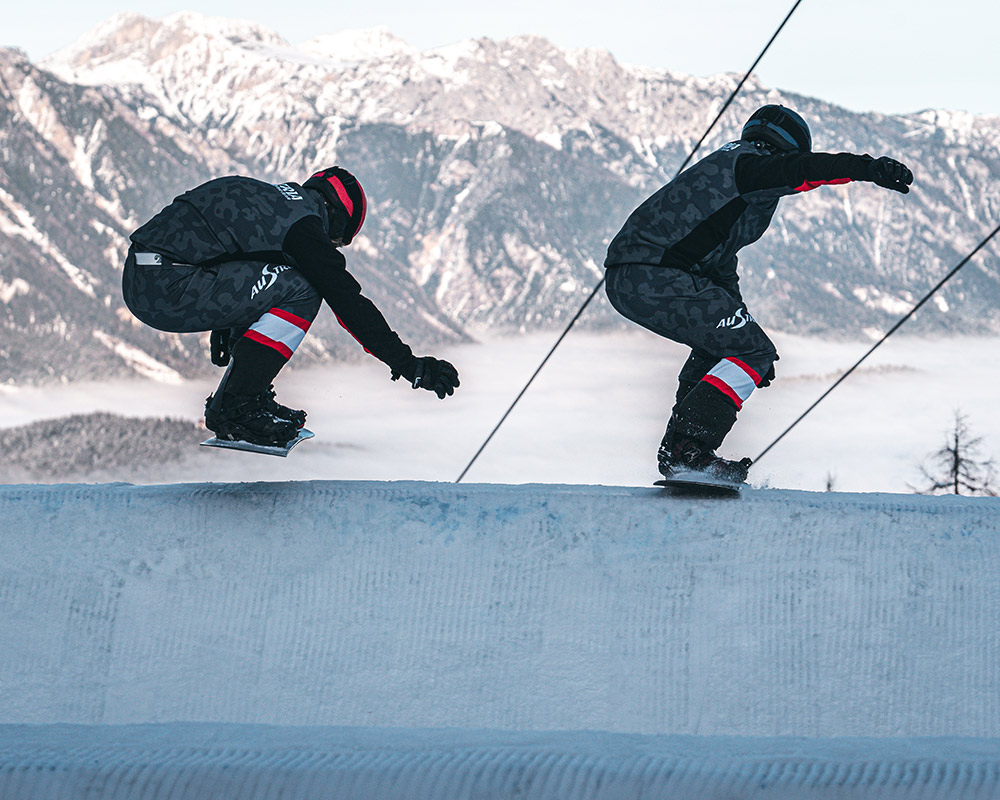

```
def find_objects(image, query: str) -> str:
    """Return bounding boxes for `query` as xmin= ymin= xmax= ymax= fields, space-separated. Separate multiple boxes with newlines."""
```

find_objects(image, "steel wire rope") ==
xmin=455 ymin=0 xmax=808 ymax=483
xmin=752 ymin=219 xmax=1000 ymax=465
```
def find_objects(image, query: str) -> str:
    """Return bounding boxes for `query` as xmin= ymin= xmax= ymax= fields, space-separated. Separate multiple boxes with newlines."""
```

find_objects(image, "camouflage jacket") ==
xmin=605 ymin=141 xmax=876 ymax=294
xmin=131 ymin=176 xmax=411 ymax=371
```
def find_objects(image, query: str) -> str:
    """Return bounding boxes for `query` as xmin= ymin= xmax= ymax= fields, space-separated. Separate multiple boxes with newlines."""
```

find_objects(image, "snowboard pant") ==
xmin=122 ymin=245 xmax=322 ymax=378
xmin=605 ymin=263 xmax=777 ymax=451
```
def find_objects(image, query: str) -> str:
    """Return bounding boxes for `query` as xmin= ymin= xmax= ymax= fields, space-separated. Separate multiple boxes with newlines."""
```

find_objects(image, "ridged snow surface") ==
xmin=2 ymin=480 xmax=999 ymax=797
xmin=3 ymin=725 xmax=1000 ymax=800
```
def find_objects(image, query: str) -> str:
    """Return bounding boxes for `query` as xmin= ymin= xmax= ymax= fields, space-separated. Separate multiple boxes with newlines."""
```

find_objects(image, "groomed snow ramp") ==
xmin=2 ymin=480 xmax=1000 ymax=798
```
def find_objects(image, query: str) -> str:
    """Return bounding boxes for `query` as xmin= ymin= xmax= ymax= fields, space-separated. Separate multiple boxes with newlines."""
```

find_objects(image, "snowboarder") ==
xmin=604 ymin=105 xmax=913 ymax=484
xmin=123 ymin=167 xmax=460 ymax=447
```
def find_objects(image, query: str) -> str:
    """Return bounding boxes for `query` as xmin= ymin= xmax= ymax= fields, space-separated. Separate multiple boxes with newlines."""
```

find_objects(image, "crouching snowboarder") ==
xmin=123 ymin=166 xmax=460 ymax=447
xmin=604 ymin=105 xmax=913 ymax=484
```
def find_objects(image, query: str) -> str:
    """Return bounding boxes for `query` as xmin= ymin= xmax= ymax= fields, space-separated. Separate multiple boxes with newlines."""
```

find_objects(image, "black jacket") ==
xmin=131 ymin=176 xmax=411 ymax=371
xmin=605 ymin=140 xmax=876 ymax=294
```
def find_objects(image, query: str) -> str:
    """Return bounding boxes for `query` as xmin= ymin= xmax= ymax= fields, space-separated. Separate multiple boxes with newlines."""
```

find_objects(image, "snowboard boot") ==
xmin=263 ymin=385 xmax=306 ymax=429
xmin=659 ymin=437 xmax=752 ymax=484
xmin=204 ymin=391 xmax=299 ymax=447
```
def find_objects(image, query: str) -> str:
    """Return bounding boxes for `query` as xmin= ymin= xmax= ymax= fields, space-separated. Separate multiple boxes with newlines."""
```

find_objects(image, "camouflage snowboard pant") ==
xmin=122 ymin=245 xmax=321 ymax=360
xmin=605 ymin=263 xmax=778 ymax=451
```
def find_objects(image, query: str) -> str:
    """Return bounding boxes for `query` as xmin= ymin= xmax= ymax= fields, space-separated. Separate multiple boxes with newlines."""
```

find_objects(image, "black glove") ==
xmin=869 ymin=157 xmax=913 ymax=194
xmin=758 ymin=353 xmax=779 ymax=388
xmin=210 ymin=329 xmax=231 ymax=367
xmin=392 ymin=356 xmax=460 ymax=399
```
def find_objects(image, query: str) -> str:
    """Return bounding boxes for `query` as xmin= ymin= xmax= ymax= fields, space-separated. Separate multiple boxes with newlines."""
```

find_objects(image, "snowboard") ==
xmin=655 ymin=470 xmax=743 ymax=497
xmin=200 ymin=428 xmax=314 ymax=457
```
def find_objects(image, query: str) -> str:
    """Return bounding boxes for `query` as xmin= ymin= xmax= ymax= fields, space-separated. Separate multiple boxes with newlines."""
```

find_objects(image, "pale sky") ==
xmin=3 ymin=0 xmax=999 ymax=117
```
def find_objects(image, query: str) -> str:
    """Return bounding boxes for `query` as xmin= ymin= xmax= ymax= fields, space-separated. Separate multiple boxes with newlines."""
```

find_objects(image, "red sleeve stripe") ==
xmin=794 ymin=177 xmax=853 ymax=193
xmin=333 ymin=312 xmax=373 ymax=356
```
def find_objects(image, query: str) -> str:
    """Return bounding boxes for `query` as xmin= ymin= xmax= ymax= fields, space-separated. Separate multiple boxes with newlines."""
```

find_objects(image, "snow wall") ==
xmin=2 ymin=480 xmax=1000 ymax=798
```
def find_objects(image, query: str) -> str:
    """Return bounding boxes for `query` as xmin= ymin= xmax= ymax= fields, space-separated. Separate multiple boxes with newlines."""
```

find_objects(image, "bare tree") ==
xmin=912 ymin=411 xmax=997 ymax=496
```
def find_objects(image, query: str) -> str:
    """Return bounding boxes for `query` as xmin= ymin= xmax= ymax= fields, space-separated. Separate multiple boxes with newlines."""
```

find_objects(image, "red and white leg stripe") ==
xmin=702 ymin=357 xmax=761 ymax=410
xmin=244 ymin=308 xmax=311 ymax=360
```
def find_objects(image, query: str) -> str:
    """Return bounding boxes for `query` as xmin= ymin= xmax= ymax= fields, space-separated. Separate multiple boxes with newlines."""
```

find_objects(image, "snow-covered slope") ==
xmin=2 ymin=480 xmax=999 ymax=736
xmin=3 ymin=479 xmax=1000 ymax=798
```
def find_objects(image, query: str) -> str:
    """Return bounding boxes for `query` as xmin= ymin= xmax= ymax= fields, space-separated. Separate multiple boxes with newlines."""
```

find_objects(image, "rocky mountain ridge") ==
xmin=0 ymin=12 xmax=997 ymax=385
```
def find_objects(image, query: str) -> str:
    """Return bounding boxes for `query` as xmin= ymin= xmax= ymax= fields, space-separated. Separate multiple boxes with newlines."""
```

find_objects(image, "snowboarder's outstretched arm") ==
xmin=281 ymin=215 xmax=460 ymax=398
xmin=735 ymin=151 xmax=914 ymax=197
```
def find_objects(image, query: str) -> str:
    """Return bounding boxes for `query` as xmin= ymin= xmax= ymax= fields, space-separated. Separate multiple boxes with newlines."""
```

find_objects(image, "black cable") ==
xmin=455 ymin=281 xmax=605 ymax=484
xmin=753 ymin=219 xmax=1000 ymax=465
xmin=673 ymin=0 xmax=806 ymax=178
xmin=455 ymin=0 xmax=808 ymax=483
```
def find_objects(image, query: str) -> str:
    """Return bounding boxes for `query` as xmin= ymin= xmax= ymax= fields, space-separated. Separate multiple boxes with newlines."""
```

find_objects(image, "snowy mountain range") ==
xmin=2 ymin=11 xmax=999 ymax=384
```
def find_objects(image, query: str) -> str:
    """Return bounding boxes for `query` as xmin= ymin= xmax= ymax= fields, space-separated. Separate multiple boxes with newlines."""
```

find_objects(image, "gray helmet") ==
xmin=741 ymin=105 xmax=812 ymax=153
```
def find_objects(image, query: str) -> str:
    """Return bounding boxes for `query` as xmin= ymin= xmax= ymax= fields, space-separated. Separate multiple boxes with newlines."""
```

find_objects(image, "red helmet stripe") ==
xmin=357 ymin=182 xmax=366 ymax=233
xmin=325 ymin=175 xmax=354 ymax=216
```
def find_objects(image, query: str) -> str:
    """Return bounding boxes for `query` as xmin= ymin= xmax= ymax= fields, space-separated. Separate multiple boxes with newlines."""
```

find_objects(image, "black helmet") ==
xmin=741 ymin=105 xmax=811 ymax=153
xmin=303 ymin=166 xmax=367 ymax=244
